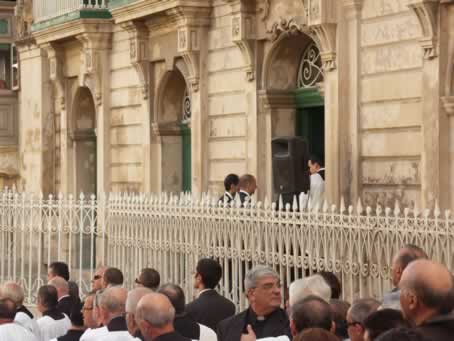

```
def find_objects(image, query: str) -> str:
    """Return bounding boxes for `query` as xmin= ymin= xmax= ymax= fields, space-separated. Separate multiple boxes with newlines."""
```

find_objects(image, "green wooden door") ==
xmin=181 ymin=124 xmax=192 ymax=192
xmin=295 ymin=88 xmax=325 ymax=162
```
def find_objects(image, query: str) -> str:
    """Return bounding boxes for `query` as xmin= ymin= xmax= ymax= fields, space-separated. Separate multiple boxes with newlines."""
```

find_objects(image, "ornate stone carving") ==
xmin=43 ymin=43 xmax=66 ymax=111
xmin=121 ymin=21 xmax=150 ymax=100
xmin=76 ymin=33 xmax=112 ymax=107
xmin=408 ymin=0 xmax=440 ymax=59
xmin=268 ymin=18 xmax=304 ymax=41
xmin=14 ymin=0 xmax=33 ymax=40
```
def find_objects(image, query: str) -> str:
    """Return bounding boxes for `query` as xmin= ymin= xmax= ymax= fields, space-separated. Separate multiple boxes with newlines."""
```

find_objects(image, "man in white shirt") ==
xmin=80 ymin=291 xmax=108 ymax=341
xmin=0 ymin=281 xmax=41 ymax=339
xmin=218 ymin=174 xmax=240 ymax=205
xmin=0 ymin=297 xmax=38 ymax=341
xmin=36 ymin=285 xmax=71 ymax=341
xmin=307 ymin=155 xmax=325 ymax=210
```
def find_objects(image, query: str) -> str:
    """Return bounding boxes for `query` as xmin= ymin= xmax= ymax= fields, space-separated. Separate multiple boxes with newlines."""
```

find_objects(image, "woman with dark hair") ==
xmin=293 ymin=328 xmax=340 ymax=341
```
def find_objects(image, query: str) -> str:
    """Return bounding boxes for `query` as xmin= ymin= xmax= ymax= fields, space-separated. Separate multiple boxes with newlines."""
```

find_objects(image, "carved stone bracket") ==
xmin=225 ymin=0 xmax=256 ymax=81
xmin=408 ymin=0 xmax=440 ymax=59
xmin=121 ymin=21 xmax=150 ymax=100
xmin=76 ymin=33 xmax=112 ymax=107
xmin=43 ymin=43 xmax=66 ymax=111
xmin=441 ymin=96 xmax=454 ymax=115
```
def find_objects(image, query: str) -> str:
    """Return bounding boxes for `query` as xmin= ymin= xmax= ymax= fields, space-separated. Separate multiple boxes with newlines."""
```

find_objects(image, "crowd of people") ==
xmin=0 ymin=244 xmax=453 ymax=341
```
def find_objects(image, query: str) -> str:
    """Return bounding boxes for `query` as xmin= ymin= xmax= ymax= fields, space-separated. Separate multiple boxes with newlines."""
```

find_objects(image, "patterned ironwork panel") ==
xmin=297 ymin=43 xmax=324 ymax=88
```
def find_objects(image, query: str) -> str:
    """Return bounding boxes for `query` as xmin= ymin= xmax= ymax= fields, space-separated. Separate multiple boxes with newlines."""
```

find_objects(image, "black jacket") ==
xmin=154 ymin=331 xmax=191 ymax=341
xmin=174 ymin=313 xmax=200 ymax=340
xmin=217 ymin=307 xmax=291 ymax=341
xmin=107 ymin=315 xmax=128 ymax=332
xmin=57 ymin=330 xmax=84 ymax=341
xmin=17 ymin=305 xmax=34 ymax=319
xmin=239 ymin=191 xmax=250 ymax=206
xmin=57 ymin=296 xmax=74 ymax=317
xmin=186 ymin=290 xmax=236 ymax=331
xmin=416 ymin=313 xmax=454 ymax=341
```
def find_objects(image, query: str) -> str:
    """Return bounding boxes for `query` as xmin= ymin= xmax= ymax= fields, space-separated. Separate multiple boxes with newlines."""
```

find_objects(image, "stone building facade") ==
xmin=11 ymin=0 xmax=454 ymax=210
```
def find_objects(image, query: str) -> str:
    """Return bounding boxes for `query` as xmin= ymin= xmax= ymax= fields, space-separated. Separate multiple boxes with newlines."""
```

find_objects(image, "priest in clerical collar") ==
xmin=217 ymin=265 xmax=292 ymax=341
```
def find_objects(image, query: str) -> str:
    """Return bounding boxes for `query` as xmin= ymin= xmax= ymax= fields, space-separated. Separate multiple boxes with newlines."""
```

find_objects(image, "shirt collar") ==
xmin=58 ymin=295 xmax=70 ymax=302
xmin=197 ymin=289 xmax=213 ymax=298
xmin=225 ymin=192 xmax=234 ymax=200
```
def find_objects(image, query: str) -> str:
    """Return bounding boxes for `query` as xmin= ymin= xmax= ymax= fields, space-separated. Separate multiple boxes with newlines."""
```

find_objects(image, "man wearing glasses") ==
xmin=91 ymin=266 xmax=108 ymax=293
xmin=217 ymin=265 xmax=291 ymax=341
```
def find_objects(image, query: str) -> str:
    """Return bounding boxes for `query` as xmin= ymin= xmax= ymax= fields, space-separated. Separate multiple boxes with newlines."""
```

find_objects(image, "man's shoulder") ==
xmin=218 ymin=309 xmax=247 ymax=329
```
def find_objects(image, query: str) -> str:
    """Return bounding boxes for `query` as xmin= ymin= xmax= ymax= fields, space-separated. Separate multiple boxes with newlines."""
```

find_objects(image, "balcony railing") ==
xmin=33 ymin=0 xmax=109 ymax=24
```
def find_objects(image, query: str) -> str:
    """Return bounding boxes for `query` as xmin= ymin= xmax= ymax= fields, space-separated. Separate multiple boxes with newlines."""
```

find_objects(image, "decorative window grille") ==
xmin=182 ymin=88 xmax=191 ymax=123
xmin=297 ymin=42 xmax=324 ymax=88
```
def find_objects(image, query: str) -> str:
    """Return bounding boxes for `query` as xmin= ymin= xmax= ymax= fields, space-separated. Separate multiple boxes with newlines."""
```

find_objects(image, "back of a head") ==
xmin=100 ymin=287 xmax=127 ymax=314
xmin=0 ymin=298 xmax=17 ymax=320
xmin=136 ymin=293 xmax=176 ymax=329
xmin=158 ymin=284 xmax=185 ymax=314
xmin=104 ymin=267 xmax=124 ymax=286
xmin=224 ymin=174 xmax=239 ymax=191
xmin=1 ymin=281 xmax=24 ymax=306
xmin=294 ymin=328 xmax=339 ymax=341
xmin=349 ymin=298 xmax=380 ymax=325
xmin=196 ymin=258 xmax=222 ymax=289
xmin=68 ymin=281 xmax=80 ymax=299
xmin=69 ymin=301 xmax=84 ymax=327
xmin=403 ymin=244 xmax=428 ymax=260
xmin=318 ymin=272 xmax=341 ymax=299
xmin=363 ymin=309 xmax=407 ymax=340
xmin=38 ymin=285 xmax=59 ymax=310
xmin=126 ymin=287 xmax=153 ymax=314
xmin=291 ymin=295 xmax=333 ymax=333
xmin=139 ymin=268 xmax=160 ymax=290
xmin=239 ymin=174 xmax=255 ymax=189
xmin=290 ymin=275 xmax=332 ymax=306
xmin=49 ymin=262 xmax=70 ymax=281
xmin=376 ymin=328 xmax=428 ymax=341
xmin=48 ymin=276 xmax=69 ymax=295
xmin=309 ymin=155 xmax=322 ymax=167
xmin=330 ymin=300 xmax=350 ymax=339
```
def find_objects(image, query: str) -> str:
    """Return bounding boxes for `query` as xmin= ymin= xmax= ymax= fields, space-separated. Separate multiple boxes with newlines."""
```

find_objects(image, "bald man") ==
xmin=383 ymin=245 xmax=428 ymax=310
xmin=97 ymin=287 xmax=135 ymax=341
xmin=399 ymin=259 xmax=454 ymax=340
xmin=126 ymin=287 xmax=153 ymax=340
xmin=239 ymin=174 xmax=257 ymax=206
xmin=92 ymin=266 xmax=108 ymax=292
xmin=136 ymin=292 xmax=191 ymax=341
xmin=49 ymin=276 xmax=74 ymax=317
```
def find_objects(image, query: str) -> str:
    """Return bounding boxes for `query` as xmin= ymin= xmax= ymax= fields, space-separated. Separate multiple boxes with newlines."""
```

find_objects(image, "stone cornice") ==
xmin=32 ymin=19 xmax=113 ymax=46
xmin=111 ymin=0 xmax=212 ymax=25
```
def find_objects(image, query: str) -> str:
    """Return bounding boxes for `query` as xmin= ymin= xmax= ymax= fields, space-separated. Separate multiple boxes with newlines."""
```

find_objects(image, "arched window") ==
xmin=297 ymin=43 xmax=324 ymax=89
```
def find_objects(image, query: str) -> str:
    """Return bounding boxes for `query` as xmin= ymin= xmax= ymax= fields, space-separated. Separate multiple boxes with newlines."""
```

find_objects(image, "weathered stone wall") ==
xmin=359 ymin=0 xmax=423 ymax=207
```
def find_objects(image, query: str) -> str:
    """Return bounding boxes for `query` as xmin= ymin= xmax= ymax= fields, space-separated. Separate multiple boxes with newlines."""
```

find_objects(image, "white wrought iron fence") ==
xmin=33 ymin=0 xmax=109 ymax=24
xmin=0 ymin=189 xmax=453 ymax=310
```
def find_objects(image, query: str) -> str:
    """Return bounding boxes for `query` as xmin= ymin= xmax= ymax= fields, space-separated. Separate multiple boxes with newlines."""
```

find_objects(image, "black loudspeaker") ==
xmin=272 ymin=137 xmax=310 ymax=199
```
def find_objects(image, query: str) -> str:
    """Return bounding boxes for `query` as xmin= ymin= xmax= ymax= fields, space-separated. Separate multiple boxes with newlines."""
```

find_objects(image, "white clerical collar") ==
xmin=58 ymin=295 xmax=70 ymax=302
xmin=197 ymin=288 xmax=213 ymax=298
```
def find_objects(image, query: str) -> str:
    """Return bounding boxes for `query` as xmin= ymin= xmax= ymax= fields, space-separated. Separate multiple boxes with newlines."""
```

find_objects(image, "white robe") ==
xmin=15 ymin=311 xmax=41 ymax=339
xmin=80 ymin=326 xmax=109 ymax=341
xmin=0 ymin=322 xmax=39 ymax=341
xmin=199 ymin=323 xmax=217 ymax=341
xmin=36 ymin=315 xmax=71 ymax=341
xmin=308 ymin=172 xmax=325 ymax=210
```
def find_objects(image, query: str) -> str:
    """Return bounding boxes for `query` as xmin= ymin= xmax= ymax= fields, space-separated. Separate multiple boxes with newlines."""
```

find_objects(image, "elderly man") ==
xmin=82 ymin=294 xmax=97 ymax=329
xmin=49 ymin=276 xmax=73 ymax=317
xmin=136 ymin=292 xmax=191 ymax=341
xmin=289 ymin=275 xmax=332 ymax=306
xmin=347 ymin=298 xmax=380 ymax=341
xmin=92 ymin=266 xmax=108 ymax=293
xmin=0 ymin=298 xmax=38 ymax=341
xmin=36 ymin=285 xmax=72 ymax=341
xmin=0 ymin=281 xmax=40 ymax=338
xmin=217 ymin=265 xmax=291 ymax=341
xmin=382 ymin=244 xmax=428 ymax=310
xmin=80 ymin=291 xmax=108 ymax=341
xmin=399 ymin=259 xmax=454 ymax=340
xmin=126 ymin=287 xmax=153 ymax=340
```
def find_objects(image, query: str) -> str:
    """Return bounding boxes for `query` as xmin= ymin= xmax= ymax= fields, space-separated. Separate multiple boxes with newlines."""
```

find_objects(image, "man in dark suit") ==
xmin=57 ymin=303 xmax=85 ymax=341
xmin=217 ymin=265 xmax=291 ymax=341
xmin=186 ymin=259 xmax=236 ymax=331
xmin=238 ymin=174 xmax=257 ymax=206
xmin=49 ymin=276 xmax=74 ymax=317
xmin=218 ymin=174 xmax=240 ymax=205
xmin=136 ymin=292 xmax=191 ymax=341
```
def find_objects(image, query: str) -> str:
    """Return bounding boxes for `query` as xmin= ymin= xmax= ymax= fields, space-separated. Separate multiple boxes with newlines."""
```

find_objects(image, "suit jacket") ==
xmin=174 ymin=313 xmax=200 ymax=340
xmin=57 ymin=296 xmax=74 ymax=317
xmin=154 ymin=331 xmax=191 ymax=341
xmin=218 ymin=192 xmax=234 ymax=205
xmin=186 ymin=290 xmax=236 ymax=331
xmin=57 ymin=329 xmax=85 ymax=341
xmin=106 ymin=316 xmax=128 ymax=332
xmin=416 ymin=313 xmax=454 ymax=341
xmin=239 ymin=191 xmax=251 ymax=206
xmin=217 ymin=308 xmax=291 ymax=341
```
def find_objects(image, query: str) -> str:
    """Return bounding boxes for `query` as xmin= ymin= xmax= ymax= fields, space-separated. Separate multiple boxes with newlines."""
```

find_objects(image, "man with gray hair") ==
xmin=48 ymin=276 xmax=73 ymax=317
xmin=80 ymin=291 xmax=108 ymax=341
xmin=126 ymin=287 xmax=153 ymax=340
xmin=217 ymin=265 xmax=291 ymax=341
xmin=347 ymin=298 xmax=380 ymax=341
xmin=288 ymin=275 xmax=332 ymax=305
xmin=135 ymin=292 xmax=191 ymax=341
